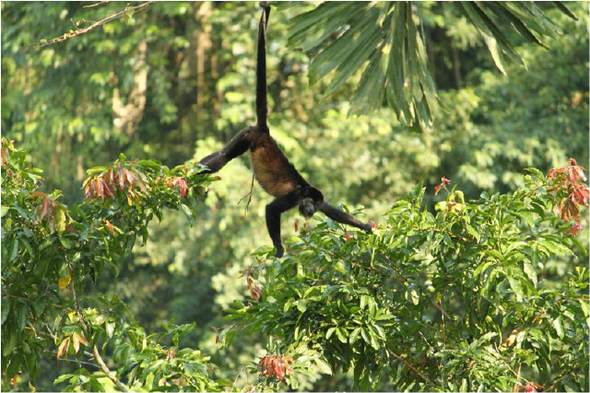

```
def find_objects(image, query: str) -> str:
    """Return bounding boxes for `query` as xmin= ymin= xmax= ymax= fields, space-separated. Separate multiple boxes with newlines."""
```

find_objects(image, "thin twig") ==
xmin=83 ymin=1 xmax=109 ymax=8
xmin=36 ymin=2 xmax=153 ymax=49
xmin=93 ymin=344 xmax=129 ymax=392
xmin=388 ymin=349 xmax=433 ymax=385
xmin=238 ymin=173 xmax=256 ymax=213
xmin=54 ymin=354 xmax=101 ymax=369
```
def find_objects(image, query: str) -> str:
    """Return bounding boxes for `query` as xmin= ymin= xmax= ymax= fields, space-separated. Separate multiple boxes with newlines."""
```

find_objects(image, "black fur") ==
xmin=199 ymin=4 xmax=372 ymax=258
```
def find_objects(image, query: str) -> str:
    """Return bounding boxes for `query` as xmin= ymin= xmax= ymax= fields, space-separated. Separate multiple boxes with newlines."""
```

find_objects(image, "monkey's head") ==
xmin=299 ymin=187 xmax=324 ymax=219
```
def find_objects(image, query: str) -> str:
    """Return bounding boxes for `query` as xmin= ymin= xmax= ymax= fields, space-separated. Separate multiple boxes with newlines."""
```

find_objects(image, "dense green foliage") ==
xmin=1 ymin=1 xmax=589 ymax=391
xmin=2 ymin=139 xmax=225 ymax=391
xmin=228 ymin=173 xmax=589 ymax=391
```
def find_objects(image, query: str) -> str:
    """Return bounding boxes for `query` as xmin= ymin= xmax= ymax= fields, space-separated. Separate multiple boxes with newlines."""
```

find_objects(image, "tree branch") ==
xmin=93 ymin=344 xmax=129 ymax=392
xmin=37 ymin=2 xmax=153 ymax=49
xmin=387 ymin=349 xmax=433 ymax=385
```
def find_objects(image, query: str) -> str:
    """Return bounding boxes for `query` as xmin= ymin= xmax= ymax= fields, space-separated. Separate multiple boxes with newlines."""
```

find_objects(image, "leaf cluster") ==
xmin=1 ymin=138 xmax=224 ymax=391
xmin=288 ymin=2 xmax=577 ymax=130
xmin=226 ymin=169 xmax=589 ymax=391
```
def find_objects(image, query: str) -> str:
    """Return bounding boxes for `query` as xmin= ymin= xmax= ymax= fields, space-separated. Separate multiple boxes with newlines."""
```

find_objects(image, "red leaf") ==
xmin=567 ymin=222 xmax=583 ymax=236
xmin=103 ymin=181 xmax=114 ymax=198
xmin=434 ymin=176 xmax=451 ymax=196
xmin=571 ymin=184 xmax=589 ymax=206
xmin=40 ymin=196 xmax=50 ymax=219
xmin=172 ymin=177 xmax=188 ymax=198
xmin=251 ymin=285 xmax=262 ymax=301
xmin=558 ymin=199 xmax=579 ymax=222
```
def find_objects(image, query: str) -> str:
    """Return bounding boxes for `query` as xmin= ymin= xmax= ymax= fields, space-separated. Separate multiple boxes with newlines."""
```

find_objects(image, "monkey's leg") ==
xmin=319 ymin=201 xmax=372 ymax=232
xmin=199 ymin=128 xmax=252 ymax=173
xmin=265 ymin=192 xmax=299 ymax=258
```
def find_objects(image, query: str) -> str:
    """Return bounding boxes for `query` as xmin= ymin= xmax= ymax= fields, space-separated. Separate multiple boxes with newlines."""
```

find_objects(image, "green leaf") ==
xmin=314 ymin=358 xmax=332 ymax=376
xmin=553 ymin=317 xmax=564 ymax=339
xmin=552 ymin=2 xmax=578 ymax=21
xmin=507 ymin=275 xmax=524 ymax=301
xmin=289 ymin=2 xmax=345 ymax=39
xmin=336 ymin=327 xmax=348 ymax=343
xmin=326 ymin=327 xmax=336 ymax=340
xmin=16 ymin=303 xmax=28 ymax=331
xmin=1 ymin=297 xmax=10 ymax=325
xmin=295 ymin=300 xmax=307 ymax=313
xmin=54 ymin=208 xmax=67 ymax=234
xmin=579 ymin=299 xmax=589 ymax=319
xmin=350 ymin=50 xmax=387 ymax=114
xmin=138 ymin=159 xmax=161 ymax=168
xmin=289 ymin=3 xmax=363 ymax=51
xmin=485 ymin=249 xmax=504 ymax=261
xmin=284 ymin=298 xmax=296 ymax=312
xmin=86 ymin=166 xmax=109 ymax=175
xmin=406 ymin=285 xmax=420 ymax=305
xmin=59 ymin=236 xmax=73 ymax=250
xmin=54 ymin=374 xmax=74 ymax=384
xmin=465 ymin=222 xmax=481 ymax=242
xmin=9 ymin=238 xmax=19 ymax=262
xmin=309 ymin=7 xmax=381 ymax=85
xmin=537 ymin=239 xmax=573 ymax=256
xmin=34 ymin=257 xmax=50 ymax=278
xmin=522 ymin=260 xmax=537 ymax=286
xmin=349 ymin=327 xmax=362 ymax=344
xmin=486 ymin=2 xmax=547 ymax=48
xmin=1 ymin=206 xmax=10 ymax=217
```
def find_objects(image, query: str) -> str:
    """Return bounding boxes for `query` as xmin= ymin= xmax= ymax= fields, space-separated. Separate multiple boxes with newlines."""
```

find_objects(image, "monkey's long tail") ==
xmin=255 ymin=3 xmax=271 ymax=132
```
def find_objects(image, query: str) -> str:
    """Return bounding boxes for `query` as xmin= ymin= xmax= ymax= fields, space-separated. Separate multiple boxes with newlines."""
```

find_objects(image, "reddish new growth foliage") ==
xmin=434 ymin=176 xmax=451 ymax=195
xmin=83 ymin=165 xmax=146 ymax=202
xmin=518 ymin=382 xmax=543 ymax=392
xmin=212 ymin=326 xmax=220 ymax=344
xmin=259 ymin=354 xmax=294 ymax=381
xmin=170 ymin=177 xmax=188 ymax=198
xmin=1 ymin=139 xmax=10 ymax=166
xmin=243 ymin=267 xmax=262 ymax=301
xmin=31 ymin=191 xmax=57 ymax=220
xmin=547 ymin=158 xmax=589 ymax=235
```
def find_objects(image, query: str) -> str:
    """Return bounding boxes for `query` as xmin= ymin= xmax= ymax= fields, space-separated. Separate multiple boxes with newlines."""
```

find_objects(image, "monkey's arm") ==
xmin=266 ymin=192 xmax=299 ymax=258
xmin=319 ymin=202 xmax=372 ymax=232
xmin=199 ymin=128 xmax=251 ymax=173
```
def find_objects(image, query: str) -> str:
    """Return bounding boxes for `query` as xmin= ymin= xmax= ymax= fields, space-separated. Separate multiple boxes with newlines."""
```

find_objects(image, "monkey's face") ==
xmin=299 ymin=198 xmax=319 ymax=219
xmin=299 ymin=187 xmax=324 ymax=219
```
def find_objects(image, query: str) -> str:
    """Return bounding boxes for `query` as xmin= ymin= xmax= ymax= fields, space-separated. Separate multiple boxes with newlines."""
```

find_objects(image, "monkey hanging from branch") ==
xmin=199 ymin=3 xmax=372 ymax=258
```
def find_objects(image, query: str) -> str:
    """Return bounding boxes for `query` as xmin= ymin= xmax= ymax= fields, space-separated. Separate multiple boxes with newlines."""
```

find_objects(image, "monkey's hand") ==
xmin=360 ymin=222 xmax=373 ymax=232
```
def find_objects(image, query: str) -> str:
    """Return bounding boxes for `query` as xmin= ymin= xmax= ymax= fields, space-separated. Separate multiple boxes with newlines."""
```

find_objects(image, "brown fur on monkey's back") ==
xmin=250 ymin=134 xmax=304 ymax=197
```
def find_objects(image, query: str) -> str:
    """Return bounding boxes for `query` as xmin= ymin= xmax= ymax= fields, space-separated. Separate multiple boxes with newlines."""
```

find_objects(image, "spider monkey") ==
xmin=199 ymin=3 xmax=372 ymax=258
